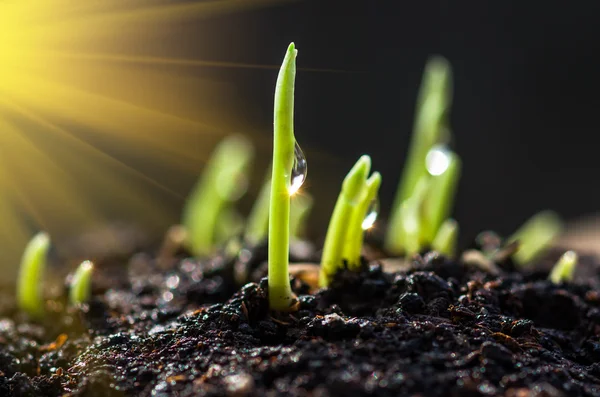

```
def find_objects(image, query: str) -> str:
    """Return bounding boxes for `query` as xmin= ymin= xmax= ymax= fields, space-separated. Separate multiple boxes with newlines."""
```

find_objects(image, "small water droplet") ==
xmin=426 ymin=145 xmax=451 ymax=176
xmin=289 ymin=142 xmax=307 ymax=195
xmin=362 ymin=198 xmax=379 ymax=229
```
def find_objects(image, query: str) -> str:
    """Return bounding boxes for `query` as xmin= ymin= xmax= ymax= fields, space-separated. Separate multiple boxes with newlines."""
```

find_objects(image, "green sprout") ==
xmin=268 ymin=42 xmax=303 ymax=312
xmin=386 ymin=56 xmax=452 ymax=254
xmin=422 ymin=148 xmax=462 ymax=243
xmin=17 ymin=232 xmax=50 ymax=318
xmin=397 ymin=177 xmax=430 ymax=256
xmin=343 ymin=172 xmax=382 ymax=270
xmin=244 ymin=172 xmax=271 ymax=246
xmin=182 ymin=134 xmax=254 ymax=256
xmin=290 ymin=193 xmax=313 ymax=241
xmin=69 ymin=260 xmax=94 ymax=305
xmin=320 ymin=155 xmax=372 ymax=287
xmin=548 ymin=250 xmax=578 ymax=284
xmin=507 ymin=210 xmax=563 ymax=267
xmin=431 ymin=218 xmax=459 ymax=258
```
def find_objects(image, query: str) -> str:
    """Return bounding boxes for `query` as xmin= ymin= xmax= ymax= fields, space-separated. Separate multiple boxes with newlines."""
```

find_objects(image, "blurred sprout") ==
xmin=69 ymin=260 xmax=94 ymax=306
xmin=508 ymin=210 xmax=563 ymax=267
xmin=431 ymin=219 xmax=459 ymax=258
xmin=386 ymin=56 xmax=453 ymax=254
xmin=244 ymin=172 xmax=271 ymax=246
xmin=422 ymin=148 xmax=462 ymax=243
xmin=549 ymin=250 xmax=578 ymax=284
xmin=320 ymin=155 xmax=371 ymax=286
xmin=182 ymin=135 xmax=254 ymax=256
xmin=290 ymin=193 xmax=313 ymax=241
xmin=17 ymin=232 xmax=50 ymax=318
xmin=397 ymin=177 xmax=430 ymax=256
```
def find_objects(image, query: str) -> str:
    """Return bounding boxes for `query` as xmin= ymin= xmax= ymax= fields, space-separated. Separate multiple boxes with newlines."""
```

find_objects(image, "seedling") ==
xmin=549 ymin=250 xmax=578 ymax=284
xmin=290 ymin=193 xmax=313 ymax=241
xmin=70 ymin=260 xmax=94 ymax=305
xmin=422 ymin=147 xmax=461 ymax=243
xmin=320 ymin=155 xmax=372 ymax=287
xmin=507 ymin=210 xmax=563 ymax=267
xmin=397 ymin=177 xmax=430 ymax=256
xmin=182 ymin=134 xmax=254 ymax=256
xmin=431 ymin=218 xmax=459 ymax=258
xmin=268 ymin=42 xmax=304 ymax=311
xmin=17 ymin=232 xmax=50 ymax=318
xmin=386 ymin=57 xmax=452 ymax=254
xmin=244 ymin=172 xmax=272 ymax=246
xmin=343 ymin=171 xmax=382 ymax=270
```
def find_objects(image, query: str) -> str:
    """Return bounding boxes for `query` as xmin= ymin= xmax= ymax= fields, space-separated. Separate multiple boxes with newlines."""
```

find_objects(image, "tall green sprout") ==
xmin=268 ymin=42 xmax=302 ymax=311
xmin=320 ymin=155 xmax=372 ymax=286
xmin=182 ymin=135 xmax=254 ymax=256
xmin=17 ymin=232 xmax=50 ymax=318
xmin=386 ymin=57 xmax=452 ymax=254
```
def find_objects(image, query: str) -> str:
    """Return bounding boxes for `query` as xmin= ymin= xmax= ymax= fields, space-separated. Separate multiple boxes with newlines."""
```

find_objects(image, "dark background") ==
xmin=203 ymin=0 xmax=600 ymax=243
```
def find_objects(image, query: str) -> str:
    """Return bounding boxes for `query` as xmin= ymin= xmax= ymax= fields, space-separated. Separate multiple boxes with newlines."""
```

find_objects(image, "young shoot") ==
xmin=431 ymin=218 xmax=459 ymax=258
xmin=69 ymin=260 xmax=94 ymax=305
xmin=422 ymin=147 xmax=462 ymax=243
xmin=343 ymin=172 xmax=382 ymax=270
xmin=17 ymin=232 xmax=50 ymax=318
xmin=244 ymin=173 xmax=271 ymax=246
xmin=397 ymin=177 xmax=430 ymax=256
xmin=386 ymin=56 xmax=452 ymax=254
xmin=320 ymin=155 xmax=371 ymax=287
xmin=182 ymin=134 xmax=254 ymax=256
xmin=268 ymin=42 xmax=304 ymax=312
xmin=290 ymin=193 xmax=313 ymax=241
xmin=549 ymin=250 xmax=578 ymax=284
xmin=508 ymin=210 xmax=563 ymax=267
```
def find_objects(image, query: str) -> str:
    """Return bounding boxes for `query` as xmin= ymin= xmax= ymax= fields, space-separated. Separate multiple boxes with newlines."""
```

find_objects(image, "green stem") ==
xmin=268 ymin=43 xmax=299 ymax=311
xmin=344 ymin=172 xmax=381 ymax=270
xmin=431 ymin=218 xmax=459 ymax=258
xmin=508 ymin=210 xmax=562 ymax=267
xmin=548 ymin=250 xmax=577 ymax=284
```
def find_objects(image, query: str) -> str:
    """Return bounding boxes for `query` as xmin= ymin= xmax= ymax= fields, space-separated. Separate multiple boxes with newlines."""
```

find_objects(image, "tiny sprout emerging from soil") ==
xmin=343 ymin=172 xmax=382 ymax=271
xmin=320 ymin=155 xmax=372 ymax=286
xmin=244 ymin=172 xmax=271 ymax=246
xmin=290 ymin=193 xmax=313 ymax=241
xmin=508 ymin=210 xmax=563 ymax=267
xmin=182 ymin=134 xmax=254 ymax=256
xmin=386 ymin=56 xmax=452 ymax=255
xmin=549 ymin=250 xmax=578 ymax=284
xmin=268 ymin=42 xmax=303 ymax=312
xmin=69 ymin=260 xmax=94 ymax=305
xmin=431 ymin=218 xmax=459 ymax=258
xmin=17 ymin=232 xmax=50 ymax=318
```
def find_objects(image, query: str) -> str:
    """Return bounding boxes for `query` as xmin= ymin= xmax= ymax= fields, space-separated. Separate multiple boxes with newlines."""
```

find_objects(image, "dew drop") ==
xmin=426 ymin=145 xmax=451 ymax=176
xmin=362 ymin=198 xmax=379 ymax=230
xmin=289 ymin=142 xmax=307 ymax=195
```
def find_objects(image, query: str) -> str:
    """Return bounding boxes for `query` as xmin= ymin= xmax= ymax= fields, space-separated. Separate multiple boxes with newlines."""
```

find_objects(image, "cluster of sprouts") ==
xmin=15 ymin=43 xmax=578 ymax=317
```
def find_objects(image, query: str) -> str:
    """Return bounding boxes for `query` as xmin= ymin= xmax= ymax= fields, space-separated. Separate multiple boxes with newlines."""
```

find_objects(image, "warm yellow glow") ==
xmin=0 ymin=0 xmax=281 ymax=279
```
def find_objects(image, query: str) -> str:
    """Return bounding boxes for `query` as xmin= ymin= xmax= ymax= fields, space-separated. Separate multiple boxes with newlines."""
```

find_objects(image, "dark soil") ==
xmin=2 ymin=231 xmax=600 ymax=397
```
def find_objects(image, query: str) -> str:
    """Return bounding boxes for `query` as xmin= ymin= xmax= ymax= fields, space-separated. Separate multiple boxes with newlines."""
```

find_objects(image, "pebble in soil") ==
xmin=1 ymin=239 xmax=600 ymax=396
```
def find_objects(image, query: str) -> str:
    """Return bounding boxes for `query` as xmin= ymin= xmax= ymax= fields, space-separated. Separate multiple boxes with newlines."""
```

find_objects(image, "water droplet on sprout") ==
xmin=426 ymin=145 xmax=451 ymax=176
xmin=362 ymin=198 xmax=380 ymax=230
xmin=289 ymin=142 xmax=307 ymax=195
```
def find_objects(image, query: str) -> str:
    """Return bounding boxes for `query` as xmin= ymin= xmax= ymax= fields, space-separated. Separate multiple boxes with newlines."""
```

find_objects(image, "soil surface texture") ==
xmin=1 ymin=234 xmax=600 ymax=397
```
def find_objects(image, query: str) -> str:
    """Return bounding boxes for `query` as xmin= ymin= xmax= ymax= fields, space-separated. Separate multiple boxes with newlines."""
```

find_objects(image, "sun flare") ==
xmin=0 ymin=0 xmax=278 ymax=278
